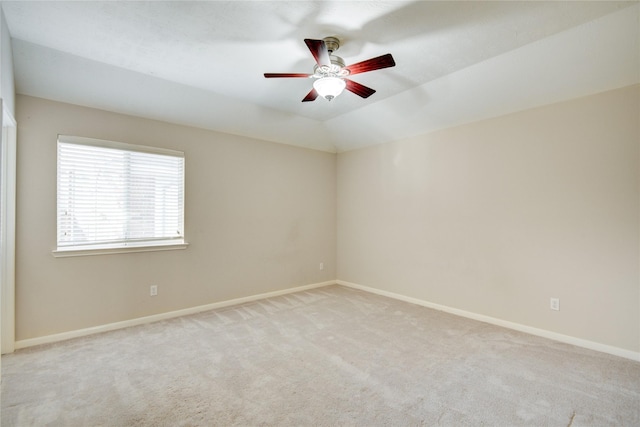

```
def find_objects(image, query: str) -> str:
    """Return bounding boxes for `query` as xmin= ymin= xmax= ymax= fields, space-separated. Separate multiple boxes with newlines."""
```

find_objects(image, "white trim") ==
xmin=1 ymin=105 xmax=16 ymax=355
xmin=52 ymin=242 xmax=189 ymax=258
xmin=58 ymin=134 xmax=184 ymax=157
xmin=14 ymin=280 xmax=336 ymax=350
xmin=337 ymin=280 xmax=640 ymax=362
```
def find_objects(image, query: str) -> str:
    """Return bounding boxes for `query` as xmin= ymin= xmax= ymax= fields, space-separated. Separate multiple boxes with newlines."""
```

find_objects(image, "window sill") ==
xmin=52 ymin=242 xmax=189 ymax=258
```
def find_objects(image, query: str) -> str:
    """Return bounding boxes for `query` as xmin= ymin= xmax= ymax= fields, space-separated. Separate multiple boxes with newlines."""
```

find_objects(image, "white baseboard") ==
xmin=14 ymin=280 xmax=336 ymax=350
xmin=337 ymin=280 xmax=640 ymax=362
xmin=14 ymin=279 xmax=640 ymax=363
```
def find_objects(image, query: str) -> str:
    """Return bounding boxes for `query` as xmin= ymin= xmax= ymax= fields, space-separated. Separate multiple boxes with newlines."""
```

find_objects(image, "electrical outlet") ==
xmin=319 ymin=262 xmax=324 ymax=271
xmin=550 ymin=297 xmax=559 ymax=311
xmin=150 ymin=285 xmax=158 ymax=296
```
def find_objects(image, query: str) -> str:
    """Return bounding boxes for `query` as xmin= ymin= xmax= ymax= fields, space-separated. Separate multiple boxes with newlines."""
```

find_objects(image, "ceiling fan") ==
xmin=264 ymin=37 xmax=396 ymax=102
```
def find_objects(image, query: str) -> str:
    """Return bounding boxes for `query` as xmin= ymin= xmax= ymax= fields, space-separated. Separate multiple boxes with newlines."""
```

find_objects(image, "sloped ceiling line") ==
xmin=4 ymin=1 xmax=639 ymax=153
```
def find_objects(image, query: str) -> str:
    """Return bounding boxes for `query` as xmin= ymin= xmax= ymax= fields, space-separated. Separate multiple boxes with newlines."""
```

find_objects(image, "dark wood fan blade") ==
xmin=345 ymin=79 xmax=376 ymax=98
xmin=302 ymin=88 xmax=319 ymax=102
xmin=304 ymin=39 xmax=331 ymax=67
xmin=345 ymin=53 xmax=396 ymax=75
xmin=264 ymin=73 xmax=312 ymax=78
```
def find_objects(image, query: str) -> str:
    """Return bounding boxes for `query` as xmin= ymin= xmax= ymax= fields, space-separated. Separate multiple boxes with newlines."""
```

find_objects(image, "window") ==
xmin=54 ymin=135 xmax=186 ymax=256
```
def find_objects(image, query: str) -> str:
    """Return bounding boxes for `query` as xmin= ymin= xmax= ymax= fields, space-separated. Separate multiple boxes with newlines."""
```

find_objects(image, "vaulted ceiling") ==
xmin=3 ymin=1 xmax=639 ymax=152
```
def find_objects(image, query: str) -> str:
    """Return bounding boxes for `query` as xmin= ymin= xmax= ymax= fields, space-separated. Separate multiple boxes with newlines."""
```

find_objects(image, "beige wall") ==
xmin=337 ymin=85 xmax=639 ymax=353
xmin=15 ymin=85 xmax=640 ymax=354
xmin=15 ymin=95 xmax=336 ymax=341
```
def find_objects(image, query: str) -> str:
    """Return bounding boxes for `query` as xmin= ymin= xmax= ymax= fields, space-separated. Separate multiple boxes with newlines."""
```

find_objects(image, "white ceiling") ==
xmin=3 ymin=1 xmax=639 ymax=152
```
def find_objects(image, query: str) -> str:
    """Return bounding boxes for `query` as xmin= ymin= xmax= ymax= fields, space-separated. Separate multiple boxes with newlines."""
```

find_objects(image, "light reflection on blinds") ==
xmin=57 ymin=136 xmax=184 ymax=249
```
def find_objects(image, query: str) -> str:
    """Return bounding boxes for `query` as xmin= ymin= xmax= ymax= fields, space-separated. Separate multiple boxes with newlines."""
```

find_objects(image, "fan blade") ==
xmin=302 ymin=88 xmax=319 ymax=102
xmin=345 ymin=53 xmax=396 ymax=75
xmin=264 ymin=73 xmax=312 ymax=78
xmin=345 ymin=79 xmax=376 ymax=98
xmin=304 ymin=39 xmax=331 ymax=67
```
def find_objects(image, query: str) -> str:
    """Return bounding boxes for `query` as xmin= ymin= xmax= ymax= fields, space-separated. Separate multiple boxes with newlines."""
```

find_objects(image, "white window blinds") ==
xmin=56 ymin=136 xmax=185 ymax=252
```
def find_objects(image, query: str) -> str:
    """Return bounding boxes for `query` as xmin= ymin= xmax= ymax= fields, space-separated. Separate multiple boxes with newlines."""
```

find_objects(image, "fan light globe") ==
xmin=313 ymin=77 xmax=346 ymax=101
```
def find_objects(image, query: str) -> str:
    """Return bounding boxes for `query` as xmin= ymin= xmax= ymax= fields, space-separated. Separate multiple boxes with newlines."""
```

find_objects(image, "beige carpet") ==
xmin=2 ymin=285 xmax=639 ymax=426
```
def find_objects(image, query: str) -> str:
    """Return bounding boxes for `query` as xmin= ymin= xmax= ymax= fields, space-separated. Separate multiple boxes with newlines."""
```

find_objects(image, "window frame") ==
xmin=53 ymin=135 xmax=188 ymax=258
